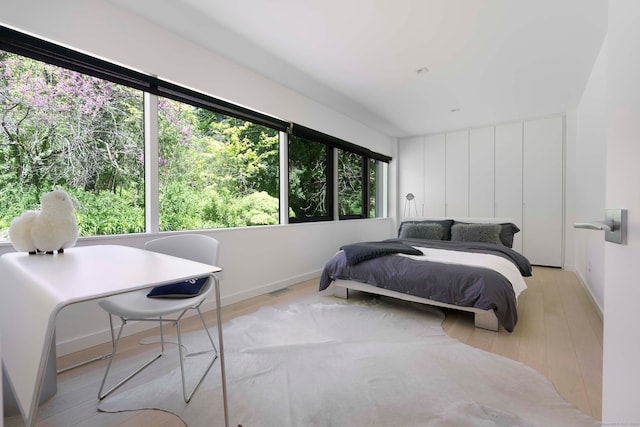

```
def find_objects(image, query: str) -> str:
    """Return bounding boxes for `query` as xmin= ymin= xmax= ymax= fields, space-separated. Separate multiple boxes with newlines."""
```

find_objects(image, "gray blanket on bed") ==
xmin=319 ymin=239 xmax=531 ymax=332
xmin=340 ymin=241 xmax=423 ymax=265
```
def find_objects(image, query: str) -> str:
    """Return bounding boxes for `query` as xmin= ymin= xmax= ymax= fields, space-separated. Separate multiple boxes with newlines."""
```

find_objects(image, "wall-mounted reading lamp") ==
xmin=574 ymin=209 xmax=627 ymax=244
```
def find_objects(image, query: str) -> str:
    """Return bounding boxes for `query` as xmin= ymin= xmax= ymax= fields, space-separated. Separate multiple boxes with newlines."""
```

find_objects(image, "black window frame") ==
xmin=289 ymin=123 xmax=390 ymax=222
xmin=0 ymin=26 xmax=288 ymax=132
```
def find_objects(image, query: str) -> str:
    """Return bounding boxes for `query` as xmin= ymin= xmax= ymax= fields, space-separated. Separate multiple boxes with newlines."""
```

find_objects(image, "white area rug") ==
xmin=98 ymin=296 xmax=598 ymax=427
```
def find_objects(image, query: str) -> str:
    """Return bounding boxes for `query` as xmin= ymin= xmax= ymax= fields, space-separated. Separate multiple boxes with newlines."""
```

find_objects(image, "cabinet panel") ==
xmin=469 ymin=126 xmax=495 ymax=218
xmin=424 ymin=134 xmax=446 ymax=217
xmin=445 ymin=130 xmax=469 ymax=217
xmin=495 ymin=122 xmax=524 ymax=253
xmin=397 ymin=117 xmax=563 ymax=266
xmin=398 ymin=136 xmax=425 ymax=218
xmin=523 ymin=116 xmax=563 ymax=267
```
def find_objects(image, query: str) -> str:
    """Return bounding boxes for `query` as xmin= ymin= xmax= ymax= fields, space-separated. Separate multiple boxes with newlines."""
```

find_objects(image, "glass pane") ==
xmin=0 ymin=50 xmax=145 ymax=239
xmin=157 ymin=98 xmax=279 ymax=230
xmin=369 ymin=158 xmax=378 ymax=217
xmin=338 ymin=149 xmax=363 ymax=217
xmin=288 ymin=135 xmax=328 ymax=220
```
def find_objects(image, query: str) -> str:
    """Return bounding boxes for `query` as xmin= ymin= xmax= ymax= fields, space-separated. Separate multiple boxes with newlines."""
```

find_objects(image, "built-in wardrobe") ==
xmin=398 ymin=115 xmax=564 ymax=267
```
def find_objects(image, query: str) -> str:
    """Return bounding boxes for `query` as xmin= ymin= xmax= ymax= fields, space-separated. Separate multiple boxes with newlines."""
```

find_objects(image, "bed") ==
xmin=319 ymin=218 xmax=532 ymax=332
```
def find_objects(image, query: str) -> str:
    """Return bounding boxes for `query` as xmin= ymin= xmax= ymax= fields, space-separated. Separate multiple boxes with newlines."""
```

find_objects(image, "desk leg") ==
xmin=213 ymin=276 xmax=229 ymax=427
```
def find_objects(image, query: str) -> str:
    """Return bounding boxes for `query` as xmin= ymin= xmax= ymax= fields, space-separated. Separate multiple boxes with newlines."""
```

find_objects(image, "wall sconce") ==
xmin=404 ymin=193 xmax=418 ymax=217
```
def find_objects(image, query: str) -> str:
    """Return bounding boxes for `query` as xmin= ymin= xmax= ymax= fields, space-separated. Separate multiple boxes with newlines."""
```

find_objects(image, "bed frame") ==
xmin=331 ymin=217 xmax=519 ymax=332
xmin=333 ymin=280 xmax=499 ymax=331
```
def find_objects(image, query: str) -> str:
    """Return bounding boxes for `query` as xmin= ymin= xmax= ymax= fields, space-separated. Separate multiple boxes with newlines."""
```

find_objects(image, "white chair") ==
xmin=97 ymin=234 xmax=220 ymax=403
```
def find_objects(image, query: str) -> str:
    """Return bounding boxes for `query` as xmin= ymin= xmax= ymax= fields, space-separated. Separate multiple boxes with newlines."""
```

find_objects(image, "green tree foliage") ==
xmin=0 ymin=50 xmax=144 ymax=195
xmin=196 ymin=110 xmax=279 ymax=197
xmin=338 ymin=150 xmax=363 ymax=216
xmin=156 ymin=97 xmax=280 ymax=231
xmin=368 ymin=158 xmax=378 ymax=217
xmin=69 ymin=188 xmax=145 ymax=235
xmin=288 ymin=135 xmax=328 ymax=219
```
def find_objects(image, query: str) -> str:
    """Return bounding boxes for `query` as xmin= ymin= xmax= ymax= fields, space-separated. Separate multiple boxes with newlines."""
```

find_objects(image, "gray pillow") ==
xmin=450 ymin=223 xmax=503 ymax=245
xmin=453 ymin=221 xmax=520 ymax=247
xmin=497 ymin=223 xmax=520 ymax=248
xmin=398 ymin=219 xmax=453 ymax=239
xmin=399 ymin=223 xmax=444 ymax=240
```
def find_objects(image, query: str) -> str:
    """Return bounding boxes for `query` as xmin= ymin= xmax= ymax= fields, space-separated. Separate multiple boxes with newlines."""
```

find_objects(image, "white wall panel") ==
xmin=603 ymin=3 xmax=640 ymax=420
xmin=424 ymin=134 xmax=446 ymax=217
xmin=445 ymin=130 xmax=469 ymax=217
xmin=495 ymin=122 xmax=524 ymax=253
xmin=469 ymin=126 xmax=495 ymax=218
xmin=523 ymin=116 xmax=563 ymax=266
xmin=398 ymin=136 xmax=425 ymax=217
xmin=398 ymin=117 xmax=563 ymax=265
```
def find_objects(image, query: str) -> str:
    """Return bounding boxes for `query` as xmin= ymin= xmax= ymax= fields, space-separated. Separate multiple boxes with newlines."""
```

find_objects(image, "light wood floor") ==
xmin=442 ymin=266 xmax=603 ymax=420
xmin=12 ymin=266 xmax=602 ymax=426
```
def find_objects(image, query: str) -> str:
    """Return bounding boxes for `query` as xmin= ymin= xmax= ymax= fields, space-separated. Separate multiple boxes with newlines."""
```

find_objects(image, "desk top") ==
xmin=0 ymin=244 xmax=221 ymax=305
xmin=0 ymin=244 xmax=221 ymax=424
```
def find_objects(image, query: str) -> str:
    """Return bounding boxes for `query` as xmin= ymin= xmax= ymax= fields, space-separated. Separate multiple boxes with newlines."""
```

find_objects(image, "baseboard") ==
xmin=564 ymin=265 xmax=604 ymax=320
xmin=56 ymin=270 xmax=322 ymax=356
xmin=201 ymin=269 xmax=322 ymax=310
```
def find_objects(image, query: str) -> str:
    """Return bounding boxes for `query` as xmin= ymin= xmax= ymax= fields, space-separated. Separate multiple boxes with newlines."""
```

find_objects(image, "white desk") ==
xmin=0 ymin=245 xmax=228 ymax=427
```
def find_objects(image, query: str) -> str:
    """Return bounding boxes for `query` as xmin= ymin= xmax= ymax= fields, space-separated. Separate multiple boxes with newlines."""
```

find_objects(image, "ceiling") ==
xmin=110 ymin=0 xmax=608 ymax=138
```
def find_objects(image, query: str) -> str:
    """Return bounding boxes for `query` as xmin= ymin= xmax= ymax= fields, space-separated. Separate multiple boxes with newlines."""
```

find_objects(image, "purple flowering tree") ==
xmin=0 ymin=50 xmax=144 ymax=195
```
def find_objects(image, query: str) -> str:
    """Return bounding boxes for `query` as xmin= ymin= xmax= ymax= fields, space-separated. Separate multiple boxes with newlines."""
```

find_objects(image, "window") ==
xmin=157 ymin=98 xmax=280 ymax=230
xmin=288 ymin=134 xmax=332 ymax=221
xmin=0 ymin=50 xmax=145 ymax=237
xmin=338 ymin=149 xmax=364 ymax=218
xmin=288 ymin=122 xmax=391 ymax=222
xmin=0 ymin=26 xmax=391 ymax=242
xmin=367 ymin=159 xmax=383 ymax=218
xmin=369 ymin=158 xmax=384 ymax=218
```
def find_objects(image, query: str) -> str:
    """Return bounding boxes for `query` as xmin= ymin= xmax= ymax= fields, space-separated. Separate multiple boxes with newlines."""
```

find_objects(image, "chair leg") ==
xmin=159 ymin=316 xmax=165 ymax=353
xmin=97 ymin=315 xmax=164 ymax=400
xmin=98 ymin=308 xmax=218 ymax=403
xmin=58 ymin=314 xmax=117 ymax=374
xmin=177 ymin=307 xmax=218 ymax=403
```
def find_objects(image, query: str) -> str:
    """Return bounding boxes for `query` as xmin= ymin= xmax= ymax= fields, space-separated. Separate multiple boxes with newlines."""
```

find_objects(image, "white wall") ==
xmin=0 ymin=0 xmax=397 ymax=355
xmin=603 ymin=2 xmax=640 ymax=423
xmin=571 ymin=36 xmax=608 ymax=315
xmin=564 ymin=110 xmax=576 ymax=271
xmin=49 ymin=220 xmax=393 ymax=354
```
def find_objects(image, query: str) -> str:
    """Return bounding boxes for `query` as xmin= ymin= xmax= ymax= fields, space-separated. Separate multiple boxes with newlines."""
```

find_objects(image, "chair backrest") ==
xmin=144 ymin=234 xmax=220 ymax=266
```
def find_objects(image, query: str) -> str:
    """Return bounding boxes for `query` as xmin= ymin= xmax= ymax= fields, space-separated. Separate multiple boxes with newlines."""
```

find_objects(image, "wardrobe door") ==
xmin=523 ymin=116 xmax=563 ymax=267
xmin=424 ymin=134 xmax=446 ymax=217
xmin=445 ymin=130 xmax=469 ymax=217
xmin=398 ymin=136 xmax=425 ymax=218
xmin=495 ymin=122 xmax=524 ymax=253
xmin=469 ymin=126 xmax=495 ymax=218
